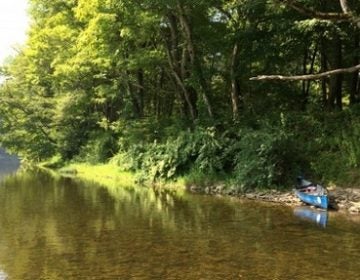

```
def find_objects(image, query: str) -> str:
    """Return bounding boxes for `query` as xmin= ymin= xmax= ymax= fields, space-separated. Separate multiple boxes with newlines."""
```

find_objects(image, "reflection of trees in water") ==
xmin=73 ymin=178 xmax=360 ymax=279
xmin=0 ymin=171 xmax=359 ymax=279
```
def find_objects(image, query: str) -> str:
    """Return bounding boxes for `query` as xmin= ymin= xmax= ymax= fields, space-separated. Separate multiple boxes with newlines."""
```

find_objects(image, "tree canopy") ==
xmin=1 ymin=0 xmax=360 ymax=188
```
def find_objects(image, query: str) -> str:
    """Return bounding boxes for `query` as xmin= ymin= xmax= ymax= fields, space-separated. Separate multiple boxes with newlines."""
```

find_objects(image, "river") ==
xmin=0 ymin=165 xmax=359 ymax=279
xmin=0 ymin=148 xmax=20 ymax=181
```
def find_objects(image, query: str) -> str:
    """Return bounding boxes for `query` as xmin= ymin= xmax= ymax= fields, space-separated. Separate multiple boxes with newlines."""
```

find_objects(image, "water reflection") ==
xmin=0 ymin=170 xmax=359 ymax=279
xmin=0 ymin=270 xmax=7 ymax=280
xmin=0 ymin=148 xmax=20 ymax=181
xmin=293 ymin=207 xmax=328 ymax=228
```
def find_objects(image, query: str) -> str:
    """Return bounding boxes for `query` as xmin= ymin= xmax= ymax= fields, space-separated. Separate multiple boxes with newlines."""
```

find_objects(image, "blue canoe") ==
xmin=294 ymin=189 xmax=328 ymax=209
xmin=294 ymin=177 xmax=329 ymax=209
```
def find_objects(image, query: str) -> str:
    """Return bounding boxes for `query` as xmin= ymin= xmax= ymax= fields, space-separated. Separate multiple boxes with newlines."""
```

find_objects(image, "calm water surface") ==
xmin=0 ymin=170 xmax=359 ymax=279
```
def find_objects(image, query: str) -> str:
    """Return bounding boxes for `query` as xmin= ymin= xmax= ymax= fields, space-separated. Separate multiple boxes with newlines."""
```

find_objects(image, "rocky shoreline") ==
xmin=188 ymin=185 xmax=360 ymax=214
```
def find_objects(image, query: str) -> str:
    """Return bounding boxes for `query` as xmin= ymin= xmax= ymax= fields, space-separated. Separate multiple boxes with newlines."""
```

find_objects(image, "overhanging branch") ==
xmin=250 ymin=64 xmax=360 ymax=81
xmin=278 ymin=0 xmax=360 ymax=25
xmin=340 ymin=0 xmax=351 ymax=14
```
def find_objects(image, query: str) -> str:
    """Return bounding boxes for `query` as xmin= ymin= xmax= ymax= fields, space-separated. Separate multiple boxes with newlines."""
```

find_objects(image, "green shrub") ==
xmin=74 ymin=132 xmax=117 ymax=164
xmin=338 ymin=122 xmax=360 ymax=168
xmin=112 ymin=126 xmax=230 ymax=182
xmin=232 ymin=126 xmax=303 ymax=190
xmin=110 ymin=144 xmax=145 ymax=171
xmin=109 ymin=109 xmax=360 ymax=189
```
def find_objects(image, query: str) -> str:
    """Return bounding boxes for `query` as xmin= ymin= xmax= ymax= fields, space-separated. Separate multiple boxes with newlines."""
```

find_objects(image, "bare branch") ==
xmin=339 ymin=0 xmax=351 ymax=14
xmin=250 ymin=64 xmax=360 ymax=81
xmin=251 ymin=1 xmax=360 ymax=83
xmin=278 ymin=0 xmax=360 ymax=25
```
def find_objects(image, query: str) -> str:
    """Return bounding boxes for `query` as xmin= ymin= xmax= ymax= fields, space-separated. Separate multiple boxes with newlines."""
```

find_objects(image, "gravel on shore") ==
xmin=188 ymin=184 xmax=360 ymax=214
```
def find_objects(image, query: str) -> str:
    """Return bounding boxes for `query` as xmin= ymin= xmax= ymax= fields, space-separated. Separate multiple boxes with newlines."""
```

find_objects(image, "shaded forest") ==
xmin=1 ymin=0 xmax=360 ymax=189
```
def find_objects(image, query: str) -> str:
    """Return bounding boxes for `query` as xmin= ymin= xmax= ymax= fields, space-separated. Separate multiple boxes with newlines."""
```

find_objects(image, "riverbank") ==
xmin=54 ymin=162 xmax=360 ymax=215
xmin=189 ymin=183 xmax=360 ymax=214
xmin=57 ymin=163 xmax=187 ymax=190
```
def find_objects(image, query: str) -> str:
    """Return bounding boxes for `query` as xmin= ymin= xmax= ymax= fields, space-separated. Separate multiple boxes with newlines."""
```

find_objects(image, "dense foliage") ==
xmin=1 ymin=0 xmax=360 ymax=189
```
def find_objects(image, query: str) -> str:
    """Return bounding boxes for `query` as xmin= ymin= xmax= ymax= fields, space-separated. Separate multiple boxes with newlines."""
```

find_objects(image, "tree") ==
xmin=251 ymin=0 xmax=360 ymax=82
xmin=250 ymin=0 xmax=360 ymax=109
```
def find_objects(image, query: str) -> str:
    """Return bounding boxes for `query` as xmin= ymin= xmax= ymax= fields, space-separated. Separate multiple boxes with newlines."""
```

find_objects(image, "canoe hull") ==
xmin=295 ymin=190 xmax=328 ymax=209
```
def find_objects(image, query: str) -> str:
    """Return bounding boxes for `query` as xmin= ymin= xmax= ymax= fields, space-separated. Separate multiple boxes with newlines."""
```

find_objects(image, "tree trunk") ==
xmin=136 ymin=69 xmax=145 ymax=117
xmin=350 ymin=30 xmax=359 ymax=105
xmin=302 ymin=47 xmax=308 ymax=102
xmin=168 ymin=14 xmax=181 ymax=72
xmin=328 ymin=35 xmax=343 ymax=110
xmin=180 ymin=47 xmax=198 ymax=118
xmin=230 ymin=42 xmax=241 ymax=119
xmin=177 ymin=3 xmax=213 ymax=118
xmin=320 ymin=37 xmax=328 ymax=108
xmin=303 ymin=44 xmax=318 ymax=109
xmin=126 ymin=78 xmax=141 ymax=118
xmin=164 ymin=13 xmax=197 ymax=121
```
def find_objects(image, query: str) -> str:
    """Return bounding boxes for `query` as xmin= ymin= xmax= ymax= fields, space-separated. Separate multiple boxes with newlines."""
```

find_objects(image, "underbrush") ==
xmin=110 ymin=119 xmax=303 ymax=191
xmin=39 ymin=110 xmax=360 ymax=191
xmin=108 ymin=110 xmax=360 ymax=190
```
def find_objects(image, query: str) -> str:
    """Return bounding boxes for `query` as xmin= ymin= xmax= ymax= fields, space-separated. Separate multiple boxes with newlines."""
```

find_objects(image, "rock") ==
xmin=189 ymin=183 xmax=360 ymax=215
xmin=349 ymin=205 xmax=360 ymax=214
xmin=214 ymin=185 xmax=225 ymax=194
xmin=225 ymin=188 xmax=235 ymax=195
xmin=189 ymin=185 xmax=201 ymax=192
xmin=246 ymin=193 xmax=256 ymax=199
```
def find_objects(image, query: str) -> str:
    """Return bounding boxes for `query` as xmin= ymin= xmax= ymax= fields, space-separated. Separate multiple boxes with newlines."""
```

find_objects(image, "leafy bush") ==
xmin=110 ymin=144 xmax=145 ymax=172
xmin=112 ymin=126 xmax=229 ymax=182
xmin=75 ymin=132 xmax=117 ymax=164
xmin=310 ymin=111 xmax=360 ymax=184
xmin=108 ymin=109 xmax=360 ymax=189
xmin=338 ymin=120 xmax=360 ymax=168
xmin=232 ymin=126 xmax=303 ymax=190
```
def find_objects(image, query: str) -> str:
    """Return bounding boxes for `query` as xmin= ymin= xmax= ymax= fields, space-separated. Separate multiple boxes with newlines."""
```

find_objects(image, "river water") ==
xmin=0 ymin=169 xmax=359 ymax=279
xmin=0 ymin=149 xmax=19 ymax=182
